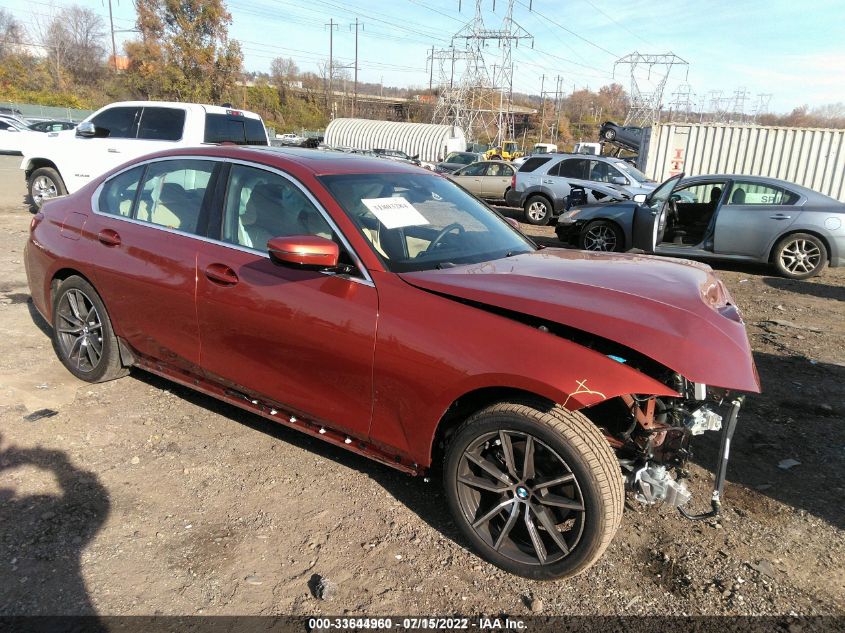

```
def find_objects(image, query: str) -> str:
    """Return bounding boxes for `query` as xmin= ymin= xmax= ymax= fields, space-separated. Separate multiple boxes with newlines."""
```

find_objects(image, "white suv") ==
xmin=22 ymin=101 xmax=269 ymax=208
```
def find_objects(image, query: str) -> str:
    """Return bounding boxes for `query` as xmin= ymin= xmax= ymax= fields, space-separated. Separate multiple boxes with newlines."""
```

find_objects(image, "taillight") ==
xmin=30 ymin=212 xmax=44 ymax=233
xmin=511 ymin=174 xmax=516 ymax=190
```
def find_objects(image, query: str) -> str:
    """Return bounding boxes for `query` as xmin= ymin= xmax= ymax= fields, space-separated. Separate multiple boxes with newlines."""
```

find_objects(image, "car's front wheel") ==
xmin=51 ymin=276 xmax=128 ymax=382
xmin=579 ymin=220 xmax=624 ymax=252
xmin=524 ymin=196 xmax=552 ymax=225
xmin=443 ymin=401 xmax=623 ymax=580
xmin=773 ymin=233 xmax=828 ymax=279
xmin=603 ymin=128 xmax=616 ymax=141
xmin=29 ymin=167 xmax=67 ymax=210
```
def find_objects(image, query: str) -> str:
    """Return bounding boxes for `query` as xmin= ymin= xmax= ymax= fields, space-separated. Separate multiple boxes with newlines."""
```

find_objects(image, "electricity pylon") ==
xmin=614 ymin=52 xmax=689 ymax=127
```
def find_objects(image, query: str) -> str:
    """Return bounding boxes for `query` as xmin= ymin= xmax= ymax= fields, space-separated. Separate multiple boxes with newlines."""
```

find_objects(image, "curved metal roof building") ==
xmin=325 ymin=118 xmax=466 ymax=162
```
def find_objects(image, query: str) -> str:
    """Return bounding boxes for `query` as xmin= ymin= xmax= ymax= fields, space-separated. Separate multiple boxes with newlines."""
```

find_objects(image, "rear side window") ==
xmin=204 ymin=114 xmax=268 ymax=146
xmin=98 ymin=166 xmax=145 ymax=217
xmin=559 ymin=159 xmax=589 ymax=179
xmin=90 ymin=107 xmax=141 ymax=139
xmin=135 ymin=159 xmax=215 ymax=234
xmin=137 ymin=107 xmax=186 ymax=141
xmin=518 ymin=157 xmax=552 ymax=173
xmin=727 ymin=181 xmax=800 ymax=205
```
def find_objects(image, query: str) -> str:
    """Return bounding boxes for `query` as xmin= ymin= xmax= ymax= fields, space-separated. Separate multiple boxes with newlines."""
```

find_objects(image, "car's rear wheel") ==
xmin=773 ymin=233 xmax=827 ymax=279
xmin=602 ymin=128 xmax=616 ymax=141
xmin=579 ymin=220 xmax=624 ymax=252
xmin=524 ymin=196 xmax=552 ymax=225
xmin=29 ymin=167 xmax=67 ymax=210
xmin=443 ymin=401 xmax=623 ymax=580
xmin=51 ymin=276 xmax=128 ymax=382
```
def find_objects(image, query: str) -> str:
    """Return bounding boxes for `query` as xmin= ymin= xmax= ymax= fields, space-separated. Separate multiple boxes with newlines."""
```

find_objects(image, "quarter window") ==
xmin=222 ymin=164 xmax=333 ymax=252
xmin=135 ymin=160 xmax=215 ymax=234
xmin=98 ymin=166 xmax=144 ymax=217
xmin=727 ymin=182 xmax=799 ymax=205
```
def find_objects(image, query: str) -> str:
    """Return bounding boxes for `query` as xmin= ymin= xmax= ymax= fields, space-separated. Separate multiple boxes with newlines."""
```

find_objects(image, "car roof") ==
xmin=93 ymin=101 xmax=264 ymax=120
xmin=137 ymin=145 xmax=427 ymax=177
xmin=681 ymin=174 xmax=840 ymax=204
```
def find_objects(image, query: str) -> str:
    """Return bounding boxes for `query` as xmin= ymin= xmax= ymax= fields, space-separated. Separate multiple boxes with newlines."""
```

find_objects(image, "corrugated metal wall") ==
xmin=324 ymin=118 xmax=465 ymax=163
xmin=642 ymin=123 xmax=845 ymax=201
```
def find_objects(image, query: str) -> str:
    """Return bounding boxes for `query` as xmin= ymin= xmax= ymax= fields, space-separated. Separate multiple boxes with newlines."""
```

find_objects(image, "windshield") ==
xmin=616 ymin=161 xmax=652 ymax=182
xmin=2 ymin=117 xmax=30 ymax=131
xmin=445 ymin=152 xmax=476 ymax=165
xmin=320 ymin=173 xmax=535 ymax=273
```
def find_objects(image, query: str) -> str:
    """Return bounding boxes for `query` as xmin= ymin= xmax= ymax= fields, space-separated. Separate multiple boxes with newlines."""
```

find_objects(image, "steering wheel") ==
xmin=424 ymin=222 xmax=465 ymax=254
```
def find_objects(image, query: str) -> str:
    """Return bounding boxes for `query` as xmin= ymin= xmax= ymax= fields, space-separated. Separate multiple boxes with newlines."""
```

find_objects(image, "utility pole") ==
xmin=349 ymin=19 xmax=363 ymax=118
xmin=325 ymin=19 xmax=338 ymax=114
xmin=539 ymin=73 xmax=546 ymax=142
xmin=107 ymin=0 xmax=117 ymax=70
xmin=428 ymin=45 xmax=435 ymax=92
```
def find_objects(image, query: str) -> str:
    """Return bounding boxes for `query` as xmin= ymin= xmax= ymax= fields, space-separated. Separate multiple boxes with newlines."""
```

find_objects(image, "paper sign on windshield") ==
xmin=361 ymin=197 xmax=429 ymax=230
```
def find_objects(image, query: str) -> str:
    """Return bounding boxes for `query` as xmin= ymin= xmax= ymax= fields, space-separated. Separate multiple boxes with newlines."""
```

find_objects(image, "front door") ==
xmin=630 ymin=173 xmax=684 ymax=252
xmin=714 ymin=181 xmax=801 ymax=258
xmin=482 ymin=162 xmax=513 ymax=199
xmin=195 ymin=163 xmax=378 ymax=439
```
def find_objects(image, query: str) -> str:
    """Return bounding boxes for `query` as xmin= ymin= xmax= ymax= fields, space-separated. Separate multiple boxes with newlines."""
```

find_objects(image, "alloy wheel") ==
xmin=455 ymin=430 xmax=585 ymax=566
xmin=527 ymin=202 xmax=548 ymax=222
xmin=583 ymin=224 xmax=618 ymax=251
xmin=32 ymin=175 xmax=58 ymax=205
xmin=780 ymin=238 xmax=821 ymax=275
xmin=55 ymin=289 xmax=104 ymax=373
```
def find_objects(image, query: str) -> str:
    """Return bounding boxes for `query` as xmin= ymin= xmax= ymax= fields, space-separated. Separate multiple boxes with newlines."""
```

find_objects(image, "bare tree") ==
xmin=33 ymin=5 xmax=106 ymax=89
xmin=0 ymin=8 xmax=25 ymax=59
xmin=270 ymin=56 xmax=298 ymax=88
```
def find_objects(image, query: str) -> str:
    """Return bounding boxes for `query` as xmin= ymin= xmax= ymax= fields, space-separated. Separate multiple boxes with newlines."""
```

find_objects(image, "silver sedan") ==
xmin=555 ymin=174 xmax=845 ymax=279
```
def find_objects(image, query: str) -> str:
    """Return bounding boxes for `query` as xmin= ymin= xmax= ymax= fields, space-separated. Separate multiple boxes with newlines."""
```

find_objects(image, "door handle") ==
xmin=205 ymin=263 xmax=239 ymax=286
xmin=769 ymin=214 xmax=792 ymax=220
xmin=542 ymin=179 xmax=553 ymax=184
xmin=97 ymin=228 xmax=121 ymax=246
xmin=107 ymin=148 xmax=121 ymax=153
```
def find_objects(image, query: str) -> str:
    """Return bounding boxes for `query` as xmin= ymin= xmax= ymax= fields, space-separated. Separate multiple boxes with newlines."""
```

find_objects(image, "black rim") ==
xmin=455 ymin=430 xmax=585 ymax=566
xmin=56 ymin=289 xmax=104 ymax=373
xmin=583 ymin=223 xmax=618 ymax=251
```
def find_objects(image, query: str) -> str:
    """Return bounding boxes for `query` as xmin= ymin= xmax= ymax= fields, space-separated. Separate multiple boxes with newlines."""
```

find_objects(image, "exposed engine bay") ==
xmin=583 ymin=363 xmax=743 ymax=520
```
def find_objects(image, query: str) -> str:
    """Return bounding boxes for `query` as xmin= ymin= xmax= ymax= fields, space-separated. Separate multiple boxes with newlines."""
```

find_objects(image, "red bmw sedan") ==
xmin=25 ymin=146 xmax=760 ymax=579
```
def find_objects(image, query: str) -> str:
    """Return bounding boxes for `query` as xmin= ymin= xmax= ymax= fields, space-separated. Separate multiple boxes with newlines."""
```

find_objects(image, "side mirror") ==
xmin=504 ymin=217 xmax=521 ymax=230
xmin=267 ymin=235 xmax=339 ymax=269
xmin=76 ymin=121 xmax=96 ymax=137
xmin=633 ymin=193 xmax=647 ymax=204
xmin=611 ymin=176 xmax=628 ymax=186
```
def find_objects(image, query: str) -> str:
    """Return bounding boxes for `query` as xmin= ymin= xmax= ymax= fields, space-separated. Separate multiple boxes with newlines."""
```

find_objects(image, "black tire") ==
xmin=579 ymin=220 xmax=625 ymax=252
xmin=523 ymin=195 xmax=552 ymax=225
xmin=772 ymin=233 xmax=828 ymax=279
xmin=443 ymin=400 xmax=623 ymax=580
xmin=29 ymin=166 xmax=67 ymax=210
xmin=603 ymin=128 xmax=616 ymax=141
xmin=51 ymin=276 xmax=128 ymax=382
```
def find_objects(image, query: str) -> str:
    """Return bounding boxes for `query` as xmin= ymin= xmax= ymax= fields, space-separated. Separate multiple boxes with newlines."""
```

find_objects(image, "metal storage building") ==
xmin=640 ymin=123 xmax=845 ymax=201
xmin=325 ymin=118 xmax=466 ymax=163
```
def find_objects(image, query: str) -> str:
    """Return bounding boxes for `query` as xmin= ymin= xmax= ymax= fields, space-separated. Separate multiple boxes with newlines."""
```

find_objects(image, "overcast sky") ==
xmin=5 ymin=0 xmax=844 ymax=114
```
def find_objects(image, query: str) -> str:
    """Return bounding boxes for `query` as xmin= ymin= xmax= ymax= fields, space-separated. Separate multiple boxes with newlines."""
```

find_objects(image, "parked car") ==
xmin=505 ymin=153 xmax=658 ymax=224
xmin=275 ymin=132 xmax=305 ymax=145
xmin=0 ymin=106 xmax=24 ymax=117
xmin=434 ymin=151 xmax=486 ymax=173
xmin=0 ymin=115 xmax=40 ymax=155
xmin=28 ymin=120 xmax=77 ymax=133
xmin=21 ymin=100 xmax=269 ymax=209
xmin=599 ymin=122 xmax=643 ymax=150
xmin=555 ymin=173 xmax=845 ymax=279
xmin=25 ymin=145 xmax=759 ymax=579
xmin=447 ymin=160 xmax=515 ymax=200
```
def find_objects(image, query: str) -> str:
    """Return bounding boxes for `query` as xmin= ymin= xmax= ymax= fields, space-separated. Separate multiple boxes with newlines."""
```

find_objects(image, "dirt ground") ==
xmin=0 ymin=154 xmax=843 ymax=617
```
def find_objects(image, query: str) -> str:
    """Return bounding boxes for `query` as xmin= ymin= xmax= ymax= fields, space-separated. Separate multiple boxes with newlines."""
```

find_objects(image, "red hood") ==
xmin=400 ymin=249 xmax=760 ymax=393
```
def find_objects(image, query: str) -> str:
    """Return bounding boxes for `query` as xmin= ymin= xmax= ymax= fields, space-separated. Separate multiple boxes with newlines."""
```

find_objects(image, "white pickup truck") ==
xmin=22 ymin=100 xmax=269 ymax=208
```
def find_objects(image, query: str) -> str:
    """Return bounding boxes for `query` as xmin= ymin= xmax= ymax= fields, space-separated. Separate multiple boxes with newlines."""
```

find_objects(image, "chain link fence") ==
xmin=1 ymin=102 xmax=95 ymax=122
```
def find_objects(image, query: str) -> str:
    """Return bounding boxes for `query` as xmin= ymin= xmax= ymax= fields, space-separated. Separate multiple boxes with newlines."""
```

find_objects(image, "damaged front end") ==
xmin=587 ymin=376 xmax=744 ymax=520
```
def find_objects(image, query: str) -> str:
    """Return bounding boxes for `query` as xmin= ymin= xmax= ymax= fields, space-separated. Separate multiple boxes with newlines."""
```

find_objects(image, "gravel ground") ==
xmin=0 ymin=155 xmax=843 ymax=617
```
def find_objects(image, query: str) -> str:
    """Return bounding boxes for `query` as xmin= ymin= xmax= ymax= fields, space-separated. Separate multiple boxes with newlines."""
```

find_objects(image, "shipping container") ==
xmin=325 ymin=118 xmax=466 ymax=163
xmin=639 ymin=123 xmax=845 ymax=201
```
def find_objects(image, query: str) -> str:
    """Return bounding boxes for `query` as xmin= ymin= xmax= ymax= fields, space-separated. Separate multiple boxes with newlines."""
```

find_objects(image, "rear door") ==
xmin=714 ymin=181 xmax=801 ymax=257
xmin=88 ymin=157 xmax=218 ymax=372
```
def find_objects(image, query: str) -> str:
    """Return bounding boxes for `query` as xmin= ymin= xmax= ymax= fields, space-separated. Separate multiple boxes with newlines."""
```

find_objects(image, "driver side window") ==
xmin=460 ymin=163 xmax=487 ymax=176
